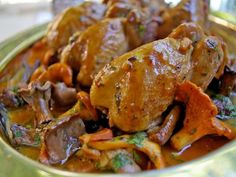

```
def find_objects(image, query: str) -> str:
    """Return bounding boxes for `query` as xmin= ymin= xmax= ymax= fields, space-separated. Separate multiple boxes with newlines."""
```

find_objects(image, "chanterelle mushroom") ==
xmin=171 ymin=81 xmax=236 ymax=151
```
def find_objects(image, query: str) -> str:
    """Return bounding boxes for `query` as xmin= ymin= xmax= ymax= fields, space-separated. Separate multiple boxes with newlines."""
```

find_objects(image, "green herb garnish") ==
xmin=14 ymin=130 xmax=22 ymax=138
xmin=111 ymin=153 xmax=131 ymax=171
xmin=138 ymin=24 xmax=145 ymax=37
xmin=33 ymin=133 xmax=41 ymax=146
xmin=127 ymin=132 xmax=147 ymax=148
xmin=212 ymin=94 xmax=236 ymax=120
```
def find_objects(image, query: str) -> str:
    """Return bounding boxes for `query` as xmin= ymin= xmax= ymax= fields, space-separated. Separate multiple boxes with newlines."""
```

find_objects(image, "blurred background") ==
xmin=0 ymin=0 xmax=235 ymax=42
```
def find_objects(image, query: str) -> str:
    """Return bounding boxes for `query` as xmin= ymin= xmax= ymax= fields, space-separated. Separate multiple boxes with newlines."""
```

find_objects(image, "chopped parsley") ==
xmin=111 ymin=153 xmax=131 ymax=171
xmin=127 ymin=132 xmax=147 ymax=148
xmin=33 ymin=133 xmax=41 ymax=146
xmin=14 ymin=130 xmax=23 ymax=138
xmin=11 ymin=86 xmax=19 ymax=93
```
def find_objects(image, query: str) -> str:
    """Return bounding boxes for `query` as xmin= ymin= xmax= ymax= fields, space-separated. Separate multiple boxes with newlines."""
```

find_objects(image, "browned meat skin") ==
xmin=61 ymin=18 xmax=129 ymax=86
xmin=123 ymin=4 xmax=165 ymax=49
xmin=168 ymin=22 xmax=205 ymax=44
xmin=46 ymin=2 xmax=106 ymax=52
xmin=41 ymin=115 xmax=85 ymax=164
xmin=191 ymin=36 xmax=224 ymax=90
xmin=91 ymin=37 xmax=193 ymax=132
xmin=90 ymin=23 xmax=226 ymax=132
xmin=148 ymin=106 xmax=181 ymax=145
xmin=170 ymin=23 xmax=227 ymax=90
xmin=105 ymin=1 xmax=133 ymax=18
xmin=19 ymin=82 xmax=54 ymax=126
xmin=105 ymin=0 xmax=166 ymax=49
xmin=157 ymin=0 xmax=209 ymax=39
xmin=190 ymin=36 xmax=225 ymax=90
xmin=105 ymin=0 xmax=166 ymax=18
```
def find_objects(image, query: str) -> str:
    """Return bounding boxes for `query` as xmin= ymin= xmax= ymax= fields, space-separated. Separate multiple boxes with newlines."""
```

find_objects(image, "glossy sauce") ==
xmin=0 ymin=40 xmax=230 ymax=171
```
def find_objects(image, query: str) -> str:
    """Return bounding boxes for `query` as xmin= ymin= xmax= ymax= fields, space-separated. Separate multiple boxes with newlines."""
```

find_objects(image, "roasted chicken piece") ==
xmin=90 ymin=22 xmax=227 ymax=132
xmin=61 ymin=18 xmax=129 ymax=86
xmin=91 ymin=37 xmax=193 ymax=132
xmin=157 ymin=0 xmax=209 ymax=39
xmin=105 ymin=0 xmax=166 ymax=18
xmin=105 ymin=0 xmax=167 ymax=49
xmin=46 ymin=1 xmax=106 ymax=52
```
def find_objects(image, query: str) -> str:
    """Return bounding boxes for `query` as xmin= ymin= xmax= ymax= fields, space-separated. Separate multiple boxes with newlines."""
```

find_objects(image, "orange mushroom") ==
xmin=79 ymin=128 xmax=113 ymax=144
xmin=30 ymin=65 xmax=46 ymax=82
xmin=171 ymin=81 xmax=236 ymax=151
xmin=62 ymin=91 xmax=98 ymax=121
xmin=38 ymin=63 xmax=73 ymax=86
xmin=86 ymin=133 xmax=165 ymax=169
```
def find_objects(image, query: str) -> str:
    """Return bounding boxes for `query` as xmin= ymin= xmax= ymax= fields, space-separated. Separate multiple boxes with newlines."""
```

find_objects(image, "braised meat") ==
xmin=90 ymin=23 xmax=226 ymax=132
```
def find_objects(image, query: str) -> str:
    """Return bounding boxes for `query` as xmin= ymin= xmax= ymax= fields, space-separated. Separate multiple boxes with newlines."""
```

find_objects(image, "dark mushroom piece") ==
xmin=52 ymin=82 xmax=77 ymax=106
xmin=0 ymin=104 xmax=13 ymax=143
xmin=157 ymin=0 xmax=209 ymax=39
xmin=39 ymin=115 xmax=85 ymax=164
xmin=11 ymin=124 xmax=41 ymax=147
xmin=39 ymin=91 xmax=98 ymax=164
xmin=0 ymin=89 xmax=25 ymax=108
xmin=0 ymin=104 xmax=40 ymax=147
xmin=219 ymin=66 xmax=236 ymax=96
xmin=19 ymin=81 xmax=54 ymax=126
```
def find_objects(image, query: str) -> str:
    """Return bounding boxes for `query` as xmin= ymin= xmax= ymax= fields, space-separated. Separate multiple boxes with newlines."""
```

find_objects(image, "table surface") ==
xmin=0 ymin=2 xmax=53 ymax=42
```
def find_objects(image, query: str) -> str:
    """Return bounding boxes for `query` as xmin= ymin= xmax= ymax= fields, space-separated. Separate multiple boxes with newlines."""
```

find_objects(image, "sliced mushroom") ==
xmin=0 ymin=104 xmax=40 ymax=147
xmin=148 ymin=105 xmax=181 ymax=145
xmin=52 ymin=82 xmax=77 ymax=106
xmin=37 ymin=63 xmax=73 ymax=87
xmin=0 ymin=89 xmax=25 ymax=108
xmin=62 ymin=91 xmax=97 ymax=121
xmin=39 ymin=115 xmax=85 ymax=164
xmin=11 ymin=124 xmax=41 ymax=147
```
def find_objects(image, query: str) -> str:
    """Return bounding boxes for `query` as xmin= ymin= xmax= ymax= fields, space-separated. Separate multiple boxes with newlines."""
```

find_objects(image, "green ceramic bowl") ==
xmin=0 ymin=18 xmax=236 ymax=177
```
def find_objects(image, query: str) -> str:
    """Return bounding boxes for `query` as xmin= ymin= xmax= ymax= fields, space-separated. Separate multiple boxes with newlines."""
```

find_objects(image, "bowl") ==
xmin=0 ymin=17 xmax=236 ymax=177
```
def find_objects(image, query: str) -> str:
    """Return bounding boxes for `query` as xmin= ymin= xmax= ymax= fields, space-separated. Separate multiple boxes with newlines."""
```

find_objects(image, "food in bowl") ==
xmin=0 ymin=0 xmax=235 ymax=174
